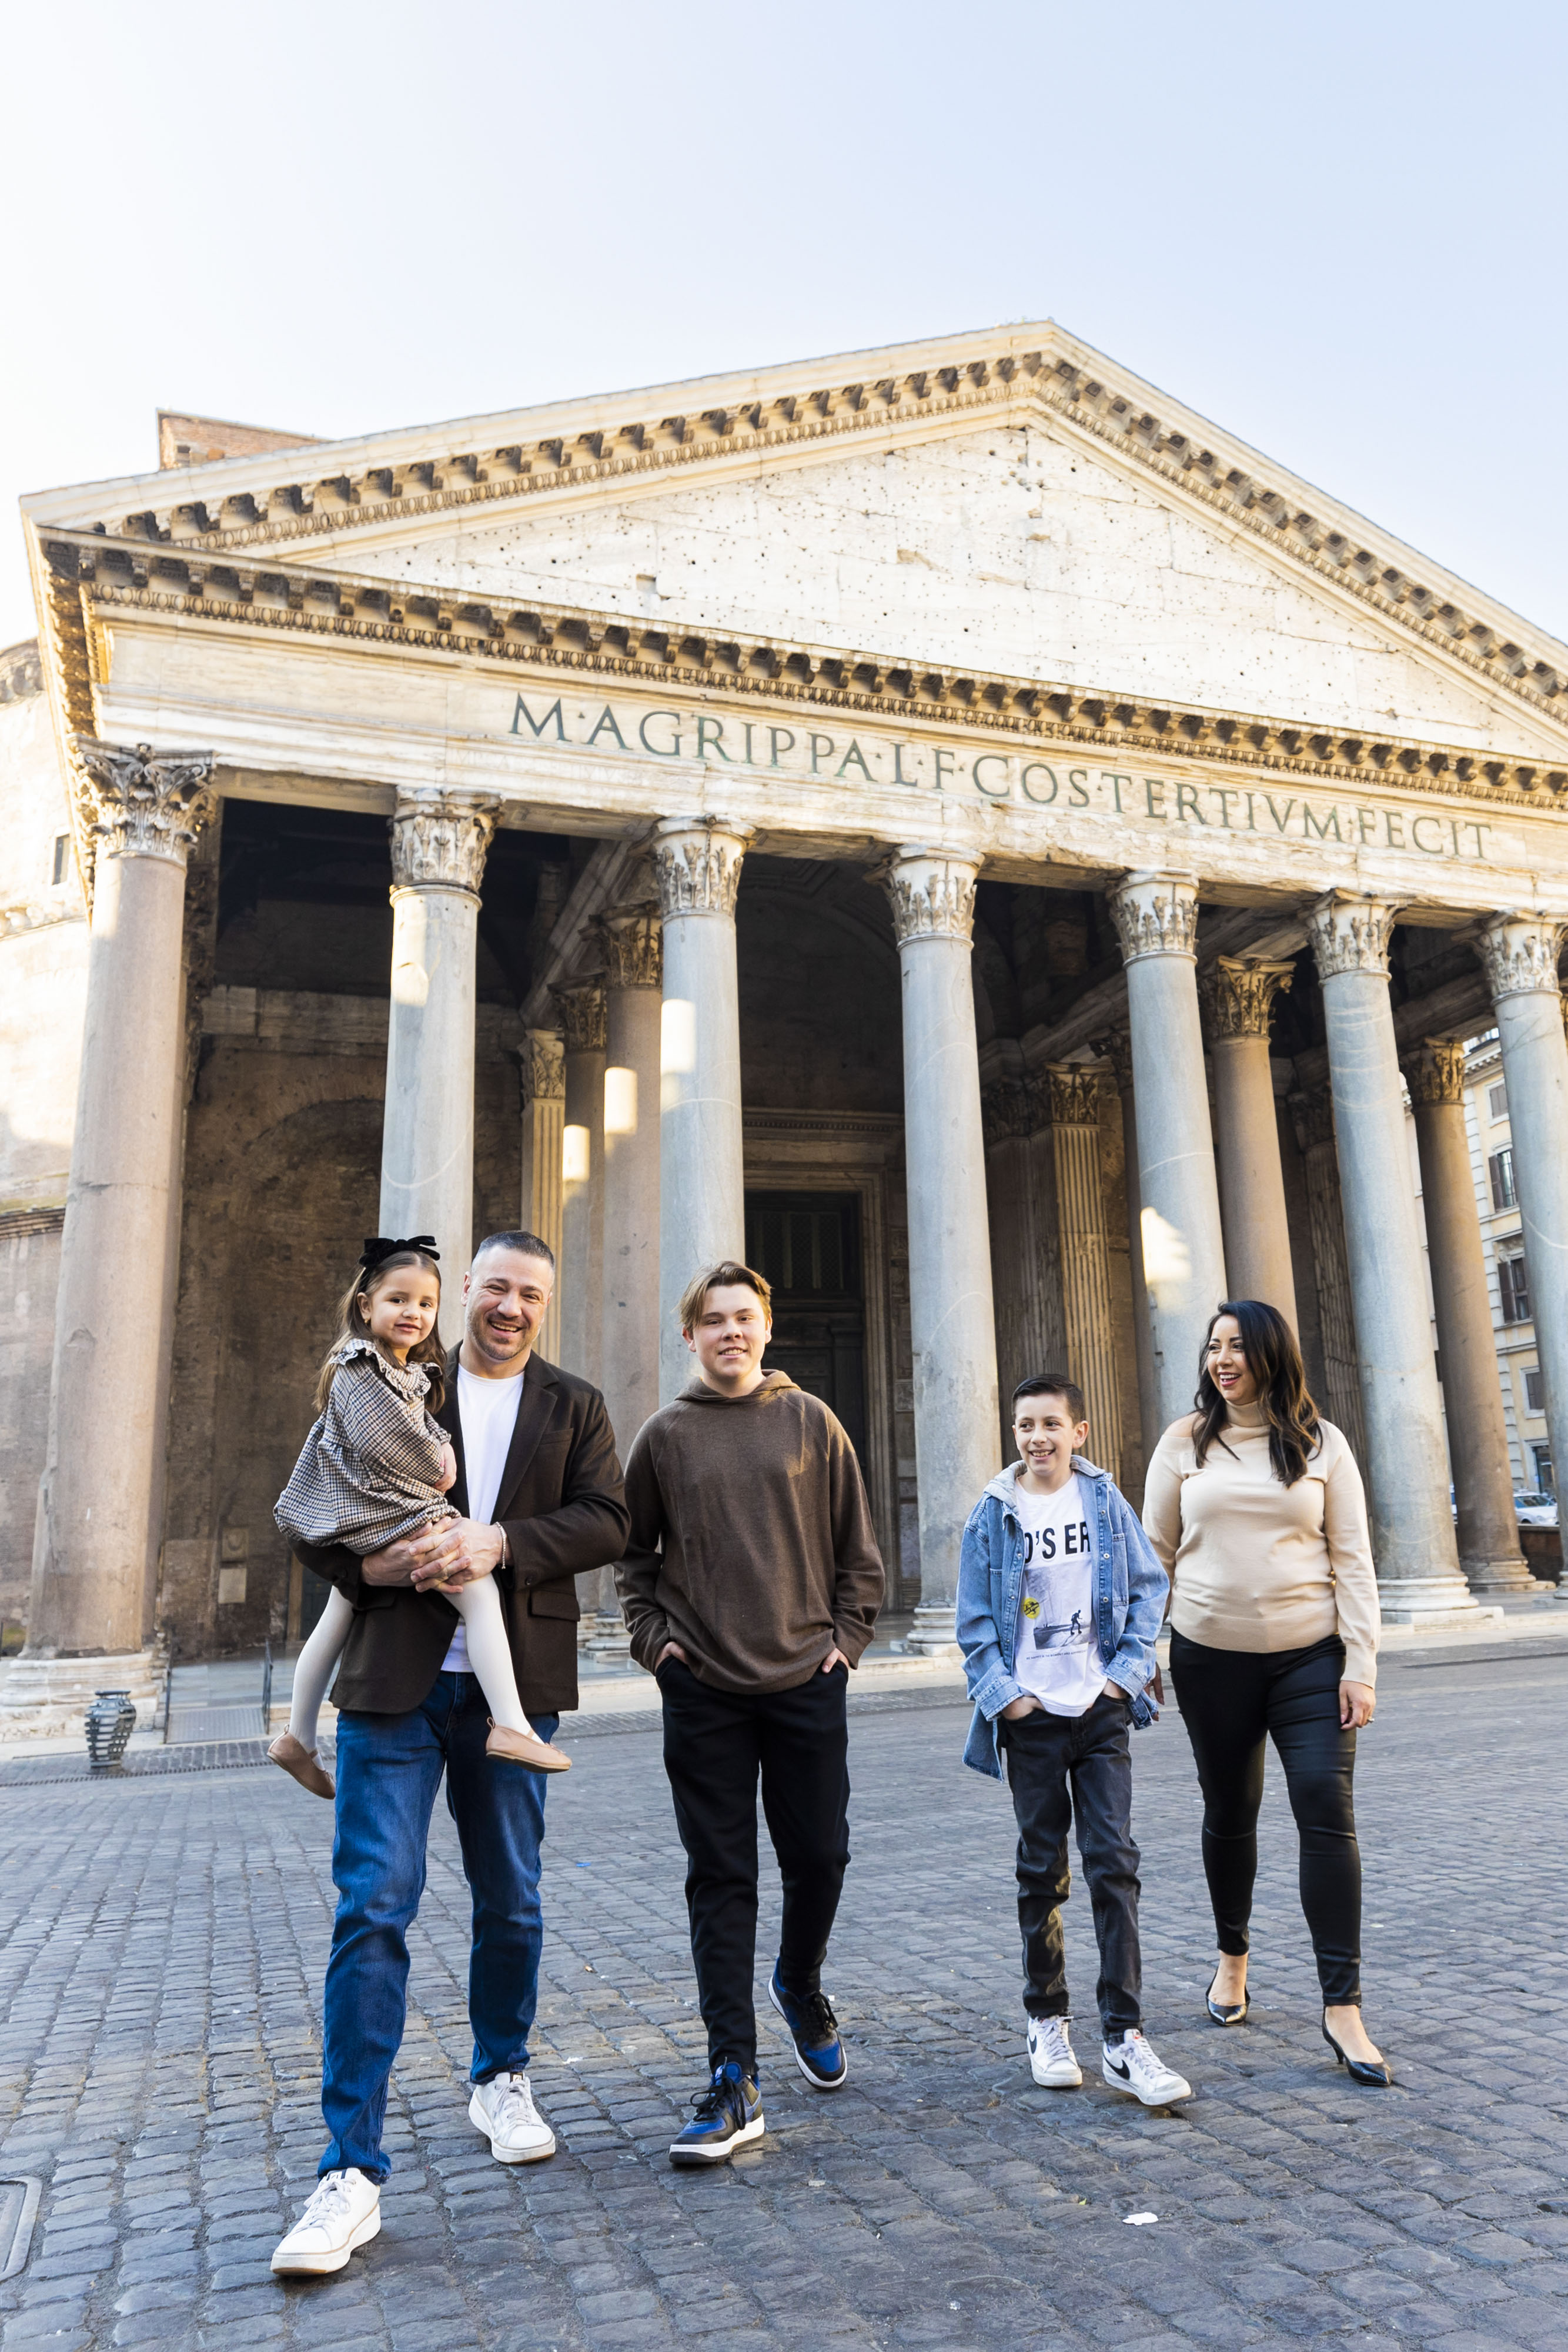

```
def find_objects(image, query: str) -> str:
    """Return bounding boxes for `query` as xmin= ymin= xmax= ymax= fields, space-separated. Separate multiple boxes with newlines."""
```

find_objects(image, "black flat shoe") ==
xmin=1206 ymin=1966 xmax=1249 ymax=2025
xmin=1322 ymin=2013 xmax=1391 ymax=2086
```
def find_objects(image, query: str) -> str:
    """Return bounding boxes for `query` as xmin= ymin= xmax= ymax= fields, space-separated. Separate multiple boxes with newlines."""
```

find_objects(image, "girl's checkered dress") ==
xmin=275 ymin=1337 xmax=454 ymax=1558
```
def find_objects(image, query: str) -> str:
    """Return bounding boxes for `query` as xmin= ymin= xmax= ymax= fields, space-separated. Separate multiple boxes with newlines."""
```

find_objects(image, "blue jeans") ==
xmin=319 ymin=1672 xmax=559 ymax=2180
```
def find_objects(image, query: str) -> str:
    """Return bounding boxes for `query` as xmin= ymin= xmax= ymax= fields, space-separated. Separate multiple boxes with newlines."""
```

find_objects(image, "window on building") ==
xmin=1499 ymin=1254 xmax=1530 ymax=1324
xmin=1533 ymin=1445 xmax=1554 ymax=1496
xmin=1487 ymin=1083 xmax=1508 ymax=1122
xmin=1489 ymin=1147 xmax=1517 ymax=1211
xmin=51 ymin=834 xmax=69 ymax=886
xmin=1526 ymin=1368 xmax=1545 ymax=1415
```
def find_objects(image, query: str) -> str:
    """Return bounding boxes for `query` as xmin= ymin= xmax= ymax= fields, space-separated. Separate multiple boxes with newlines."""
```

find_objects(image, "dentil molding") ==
xmin=388 ymin=793 xmax=498 ymax=894
xmin=881 ymin=849 xmax=979 ymax=946
xmin=1307 ymin=893 xmax=1397 ymax=981
xmin=1401 ymin=1039 xmax=1468 ymax=1107
xmin=652 ymin=818 xmax=751 ymax=919
xmin=75 ymin=738 xmax=217 ymax=865
xmin=1107 ymin=874 xmax=1200 ymax=963
xmin=1477 ymin=914 xmax=1567 ymax=1001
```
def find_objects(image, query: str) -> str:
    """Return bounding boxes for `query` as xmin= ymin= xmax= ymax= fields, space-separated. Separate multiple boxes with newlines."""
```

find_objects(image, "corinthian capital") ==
xmin=882 ymin=846 xmax=979 ymax=946
xmin=1042 ymin=1063 xmax=1102 ymax=1128
xmin=1107 ymin=873 xmax=1199 ymax=964
xmin=598 ymin=904 xmax=663 ymax=990
xmin=520 ymin=1027 xmax=565 ymax=1105
xmin=389 ymin=792 xmax=498 ymax=894
xmin=553 ymin=982 xmax=607 ymax=1054
xmin=1477 ymin=912 xmax=1567 ymax=1002
xmin=75 ymin=738 xmax=217 ymax=865
xmin=1204 ymin=956 xmax=1295 ymax=1040
xmin=1307 ymin=892 xmax=1396 ymax=981
xmin=1401 ymin=1038 xmax=1467 ymax=1108
xmin=981 ymin=1077 xmax=1034 ymax=1146
xmin=652 ymin=817 xmax=751 ymax=918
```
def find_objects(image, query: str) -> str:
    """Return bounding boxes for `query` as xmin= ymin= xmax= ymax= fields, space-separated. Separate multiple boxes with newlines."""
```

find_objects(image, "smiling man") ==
xmin=272 ymin=1231 xmax=629 ymax=2278
xmin=617 ymin=1261 xmax=884 ymax=2165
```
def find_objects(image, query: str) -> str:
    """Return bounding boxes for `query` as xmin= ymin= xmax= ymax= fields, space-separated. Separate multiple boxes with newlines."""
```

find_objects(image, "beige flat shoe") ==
xmin=268 ymin=1731 xmax=336 ymax=1800
xmin=486 ymin=1722 xmax=571 ymax=1773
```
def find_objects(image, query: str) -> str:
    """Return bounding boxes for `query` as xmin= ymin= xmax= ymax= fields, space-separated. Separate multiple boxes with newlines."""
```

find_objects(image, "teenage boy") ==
xmin=617 ymin=1261 xmax=884 ymax=2166
xmin=957 ymin=1372 xmax=1191 ymax=2106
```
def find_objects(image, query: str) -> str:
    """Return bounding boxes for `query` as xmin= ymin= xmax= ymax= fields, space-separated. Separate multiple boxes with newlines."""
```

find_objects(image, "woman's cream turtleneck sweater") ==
xmin=1141 ymin=1401 xmax=1379 ymax=1686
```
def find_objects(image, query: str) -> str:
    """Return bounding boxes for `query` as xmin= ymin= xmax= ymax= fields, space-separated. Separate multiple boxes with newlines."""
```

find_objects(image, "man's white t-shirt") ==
xmin=440 ymin=1366 xmax=525 ymax=1673
xmin=1011 ymin=1471 xmax=1105 ymax=1718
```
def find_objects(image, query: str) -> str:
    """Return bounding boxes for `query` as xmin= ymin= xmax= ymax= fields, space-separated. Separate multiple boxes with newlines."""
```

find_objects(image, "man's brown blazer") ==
xmin=293 ymin=1348 xmax=629 ymax=1718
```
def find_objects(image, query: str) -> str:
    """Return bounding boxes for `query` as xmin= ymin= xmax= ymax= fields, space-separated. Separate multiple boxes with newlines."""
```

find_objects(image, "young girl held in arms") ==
xmin=270 ymin=1238 xmax=570 ymax=1796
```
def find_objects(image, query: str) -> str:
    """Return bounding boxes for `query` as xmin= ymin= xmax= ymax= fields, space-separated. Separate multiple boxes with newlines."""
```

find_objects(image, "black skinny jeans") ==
xmin=1001 ymin=1692 xmax=1142 ymax=2039
xmin=1168 ymin=1628 xmax=1362 ymax=2007
xmin=657 ymin=1657 xmax=851 ymax=2077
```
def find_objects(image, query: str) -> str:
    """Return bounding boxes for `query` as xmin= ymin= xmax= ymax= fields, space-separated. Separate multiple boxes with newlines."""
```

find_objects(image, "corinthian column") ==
xmin=520 ymin=1029 xmax=564 ymax=1363
xmin=27 ymin=740 xmax=216 ymax=1664
xmin=1095 ymin=1028 xmax=1159 ymax=1489
xmin=1402 ymin=1040 xmax=1535 ymax=1595
xmin=884 ymin=847 xmax=1001 ymax=1653
xmin=600 ymin=906 xmax=663 ymax=1458
xmin=1040 ymin=1065 xmax=1124 ymax=1475
xmin=1288 ymin=1084 xmax=1369 ymax=1462
xmin=1106 ymin=874 xmax=1228 ymax=1433
xmin=1308 ymin=894 xmax=1481 ymax=1622
xmin=381 ymin=792 xmax=496 ymax=1336
xmin=654 ymin=818 xmax=751 ymax=1404
xmin=1477 ymin=912 xmax=1568 ymax=1606
xmin=1205 ymin=957 xmax=1299 ymax=1327
xmin=554 ymin=982 xmax=606 ymax=1385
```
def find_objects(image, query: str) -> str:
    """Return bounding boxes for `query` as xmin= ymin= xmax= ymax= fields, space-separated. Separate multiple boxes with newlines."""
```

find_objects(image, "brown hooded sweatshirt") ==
xmin=616 ymin=1369 xmax=885 ymax=1692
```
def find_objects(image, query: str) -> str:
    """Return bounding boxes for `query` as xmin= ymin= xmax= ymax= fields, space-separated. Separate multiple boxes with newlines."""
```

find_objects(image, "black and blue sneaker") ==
xmin=768 ymin=1967 xmax=848 ymax=2091
xmin=668 ymin=2061 xmax=765 ymax=2166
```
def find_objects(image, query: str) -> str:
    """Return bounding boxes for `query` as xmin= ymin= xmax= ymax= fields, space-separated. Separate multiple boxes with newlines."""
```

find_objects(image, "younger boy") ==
xmin=956 ymin=1373 xmax=1190 ymax=2106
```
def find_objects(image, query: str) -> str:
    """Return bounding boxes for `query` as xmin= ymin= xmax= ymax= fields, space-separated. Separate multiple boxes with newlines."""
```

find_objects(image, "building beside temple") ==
xmin=5 ymin=319 xmax=1568 ymax=1725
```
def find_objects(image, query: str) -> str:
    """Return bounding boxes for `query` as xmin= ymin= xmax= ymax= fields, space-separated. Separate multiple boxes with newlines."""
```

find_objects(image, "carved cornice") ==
xmin=1107 ymin=874 xmax=1200 ymax=964
xmin=388 ymin=792 xmax=497 ymax=894
xmin=881 ymin=848 xmax=979 ymax=946
xmin=1308 ymin=892 xmax=1397 ymax=981
xmin=553 ymin=981 xmax=607 ymax=1053
xmin=652 ymin=818 xmax=750 ymax=919
xmin=46 ymin=539 xmax=1568 ymax=811
xmin=75 ymin=738 xmax=217 ymax=865
xmin=1203 ymin=954 xmax=1295 ymax=1040
xmin=598 ymin=905 xmax=663 ymax=990
xmin=0 ymin=640 xmax=42 ymax=703
xmin=1042 ymin=1064 xmax=1102 ymax=1128
xmin=1477 ymin=913 xmax=1567 ymax=1001
xmin=1402 ymin=1038 xmax=1468 ymax=1107
xmin=42 ymin=324 xmax=1568 ymax=734
xmin=520 ymin=1027 xmax=564 ymax=1104
xmin=0 ymin=900 xmax=81 ymax=939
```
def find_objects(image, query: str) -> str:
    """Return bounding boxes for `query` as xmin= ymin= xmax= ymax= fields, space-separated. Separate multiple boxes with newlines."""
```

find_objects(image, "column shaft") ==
xmin=599 ymin=908 xmax=663 ymax=1626
xmin=1108 ymin=875 xmax=1228 ymax=1432
xmin=885 ymin=849 xmax=1000 ymax=1649
xmin=380 ymin=794 xmax=496 ymax=1342
xmin=1042 ymin=1067 xmax=1124 ymax=1473
xmin=654 ymin=820 xmax=749 ymax=1406
xmin=982 ymin=1075 xmax=1055 ymax=1457
xmin=519 ymin=1029 xmax=564 ymax=1364
xmin=556 ymin=984 xmax=606 ymax=1386
xmin=1206 ymin=958 xmax=1299 ymax=1327
xmin=1096 ymin=1034 xmax=1159 ymax=1494
xmin=1289 ymin=1086 xmax=1370 ymax=1462
xmin=28 ymin=742 xmax=216 ymax=1659
xmin=1479 ymin=915 xmax=1568 ymax=1607
xmin=1309 ymin=895 xmax=1480 ymax=1621
xmin=1403 ymin=1041 xmax=1534 ymax=1593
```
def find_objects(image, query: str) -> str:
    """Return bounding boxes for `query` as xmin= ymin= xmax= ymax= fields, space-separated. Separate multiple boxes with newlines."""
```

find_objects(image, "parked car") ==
xmin=1514 ymin=1489 xmax=1559 ymax=1528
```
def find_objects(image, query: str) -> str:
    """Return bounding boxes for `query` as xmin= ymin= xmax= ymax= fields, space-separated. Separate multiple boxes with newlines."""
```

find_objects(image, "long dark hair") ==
xmin=1193 ymin=1299 xmax=1321 ymax=1487
xmin=313 ymin=1248 xmax=447 ymax=1413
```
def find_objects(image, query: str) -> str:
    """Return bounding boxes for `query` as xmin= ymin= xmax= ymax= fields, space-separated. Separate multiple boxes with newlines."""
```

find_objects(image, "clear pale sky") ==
xmin=5 ymin=0 xmax=1564 ymax=653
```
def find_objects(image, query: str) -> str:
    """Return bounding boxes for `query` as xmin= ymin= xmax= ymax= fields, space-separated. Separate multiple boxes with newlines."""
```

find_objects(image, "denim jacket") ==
xmin=957 ymin=1458 xmax=1169 ymax=1779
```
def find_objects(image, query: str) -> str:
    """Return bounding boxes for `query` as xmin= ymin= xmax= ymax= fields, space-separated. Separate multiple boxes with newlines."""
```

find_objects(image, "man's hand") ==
xmin=416 ymin=1518 xmax=504 ymax=1592
xmin=1340 ymin=1678 xmax=1376 ymax=1730
xmin=1001 ymin=1694 xmax=1042 ymax=1720
xmin=656 ymin=1641 xmax=688 ymax=1669
xmin=821 ymin=1647 xmax=849 ymax=1673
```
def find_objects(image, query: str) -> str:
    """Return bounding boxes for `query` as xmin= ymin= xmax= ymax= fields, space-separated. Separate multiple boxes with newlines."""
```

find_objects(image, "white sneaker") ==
xmin=1102 ymin=2030 xmax=1192 ymax=2106
xmin=469 ymin=2069 xmax=557 ymax=2163
xmin=1027 ymin=2016 xmax=1083 ymax=2087
xmin=270 ymin=2169 xmax=381 ymax=2276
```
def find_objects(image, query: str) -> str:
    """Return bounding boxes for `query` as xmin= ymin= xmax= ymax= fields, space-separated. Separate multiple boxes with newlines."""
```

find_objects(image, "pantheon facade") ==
xmin=5 ymin=319 xmax=1568 ymax=1727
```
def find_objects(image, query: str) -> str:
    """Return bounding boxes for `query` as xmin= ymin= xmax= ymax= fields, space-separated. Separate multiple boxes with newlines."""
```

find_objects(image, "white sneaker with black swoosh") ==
xmin=1102 ymin=2031 xmax=1192 ymax=2105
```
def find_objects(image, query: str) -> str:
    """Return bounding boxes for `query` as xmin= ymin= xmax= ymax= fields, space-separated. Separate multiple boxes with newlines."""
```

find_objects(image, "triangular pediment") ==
xmin=25 ymin=320 xmax=1568 ymax=760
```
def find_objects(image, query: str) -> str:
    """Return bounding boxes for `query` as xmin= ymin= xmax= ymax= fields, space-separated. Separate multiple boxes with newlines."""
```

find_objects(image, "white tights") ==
xmin=287 ymin=1574 xmax=533 ymax=1750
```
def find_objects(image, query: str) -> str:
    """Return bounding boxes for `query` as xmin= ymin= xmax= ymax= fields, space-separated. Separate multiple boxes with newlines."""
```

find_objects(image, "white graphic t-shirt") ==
xmin=1011 ymin=1472 xmax=1105 ymax=1718
xmin=440 ymin=1367 xmax=525 ymax=1673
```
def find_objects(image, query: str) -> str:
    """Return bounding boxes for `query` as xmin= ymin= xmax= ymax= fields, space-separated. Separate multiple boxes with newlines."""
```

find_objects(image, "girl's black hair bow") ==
xmin=359 ymin=1234 xmax=440 ymax=1274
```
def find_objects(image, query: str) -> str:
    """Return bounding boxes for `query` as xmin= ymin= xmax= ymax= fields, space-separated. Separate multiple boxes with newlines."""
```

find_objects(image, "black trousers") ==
xmin=1001 ymin=1692 xmax=1142 ymax=2039
xmin=657 ymin=1657 xmax=851 ymax=2076
xmin=1168 ymin=1628 xmax=1362 ymax=2007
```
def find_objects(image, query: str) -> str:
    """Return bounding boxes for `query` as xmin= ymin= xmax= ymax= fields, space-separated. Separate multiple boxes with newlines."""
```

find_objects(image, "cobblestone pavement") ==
xmin=2 ymin=1649 xmax=1566 ymax=2352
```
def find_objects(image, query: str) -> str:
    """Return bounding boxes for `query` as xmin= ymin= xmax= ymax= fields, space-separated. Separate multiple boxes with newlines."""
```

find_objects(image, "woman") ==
xmin=1143 ymin=1299 xmax=1389 ymax=2086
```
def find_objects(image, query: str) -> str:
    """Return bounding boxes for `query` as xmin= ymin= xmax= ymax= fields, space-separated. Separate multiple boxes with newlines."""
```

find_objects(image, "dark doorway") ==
xmin=745 ymin=1192 xmax=868 ymax=1464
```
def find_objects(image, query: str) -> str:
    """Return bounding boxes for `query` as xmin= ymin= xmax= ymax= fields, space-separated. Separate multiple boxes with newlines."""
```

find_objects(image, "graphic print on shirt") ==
xmin=1018 ymin=1503 xmax=1094 ymax=1668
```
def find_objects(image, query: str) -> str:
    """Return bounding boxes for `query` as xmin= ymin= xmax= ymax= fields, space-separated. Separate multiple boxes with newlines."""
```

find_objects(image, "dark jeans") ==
xmin=1168 ymin=1628 xmax=1362 ymax=2007
xmin=658 ymin=1657 xmax=851 ymax=2077
xmin=320 ymin=1672 xmax=558 ymax=2180
xmin=1001 ymin=1692 xmax=1142 ymax=2040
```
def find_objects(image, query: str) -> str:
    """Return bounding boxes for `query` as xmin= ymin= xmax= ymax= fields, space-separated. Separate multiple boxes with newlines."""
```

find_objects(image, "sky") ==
xmin=5 ymin=0 xmax=1566 ymax=653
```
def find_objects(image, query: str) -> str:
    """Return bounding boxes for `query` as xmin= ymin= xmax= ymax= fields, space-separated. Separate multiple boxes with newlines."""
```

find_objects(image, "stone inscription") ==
xmin=507 ymin=692 xmax=1496 ymax=863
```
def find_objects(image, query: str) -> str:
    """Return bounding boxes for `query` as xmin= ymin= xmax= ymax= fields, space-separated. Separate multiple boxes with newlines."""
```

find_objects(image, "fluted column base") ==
xmin=0 ymin=1649 xmax=167 ymax=1743
xmin=904 ymin=1603 xmax=962 ymax=1659
xmin=1375 ymin=1575 xmax=1502 ymax=1628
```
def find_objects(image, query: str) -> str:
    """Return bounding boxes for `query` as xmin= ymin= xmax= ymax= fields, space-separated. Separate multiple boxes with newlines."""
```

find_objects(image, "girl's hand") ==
xmin=1340 ymin=1679 xmax=1376 ymax=1729
xmin=436 ymin=1442 xmax=457 ymax=1494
